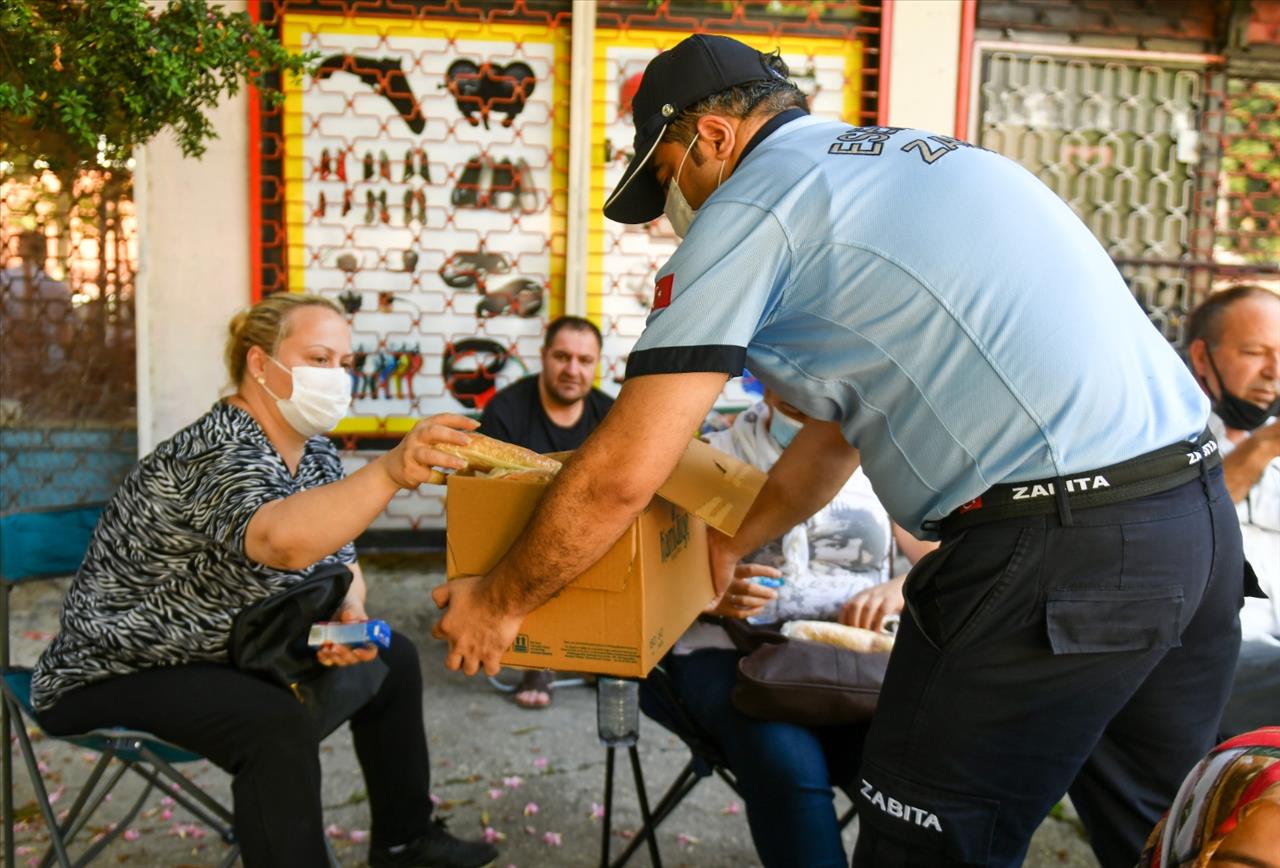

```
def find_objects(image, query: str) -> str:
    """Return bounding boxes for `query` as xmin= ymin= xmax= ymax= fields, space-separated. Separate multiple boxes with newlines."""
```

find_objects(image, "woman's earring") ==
xmin=256 ymin=375 xmax=266 ymax=386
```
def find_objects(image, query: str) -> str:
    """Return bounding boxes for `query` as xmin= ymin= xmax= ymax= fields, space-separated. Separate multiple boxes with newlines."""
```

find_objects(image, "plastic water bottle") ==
xmin=596 ymin=678 xmax=640 ymax=747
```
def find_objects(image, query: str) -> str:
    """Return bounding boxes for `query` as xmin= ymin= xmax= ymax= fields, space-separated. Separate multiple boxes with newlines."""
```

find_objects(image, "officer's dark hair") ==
xmin=662 ymin=50 xmax=807 ymax=156
xmin=543 ymin=315 xmax=602 ymax=350
xmin=1186 ymin=285 xmax=1279 ymax=348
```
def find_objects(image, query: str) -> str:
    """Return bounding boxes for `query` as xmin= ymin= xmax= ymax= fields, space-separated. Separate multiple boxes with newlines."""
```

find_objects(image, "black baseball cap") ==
xmin=603 ymin=34 xmax=784 ymax=225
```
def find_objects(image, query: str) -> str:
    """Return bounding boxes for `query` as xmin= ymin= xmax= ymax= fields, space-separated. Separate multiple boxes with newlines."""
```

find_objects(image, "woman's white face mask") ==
xmin=663 ymin=133 xmax=725 ymax=239
xmin=258 ymin=356 xmax=351 ymax=437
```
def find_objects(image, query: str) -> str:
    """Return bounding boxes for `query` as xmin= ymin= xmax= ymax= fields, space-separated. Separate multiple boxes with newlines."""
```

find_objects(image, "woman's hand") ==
xmin=838 ymin=575 xmax=906 ymax=632
xmin=315 ymin=599 xmax=379 ymax=667
xmin=706 ymin=563 xmax=781 ymax=620
xmin=381 ymin=414 xmax=479 ymax=489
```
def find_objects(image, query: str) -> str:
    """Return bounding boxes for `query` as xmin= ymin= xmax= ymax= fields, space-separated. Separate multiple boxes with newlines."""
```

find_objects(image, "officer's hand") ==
xmin=707 ymin=529 xmax=742 ymax=598
xmin=431 ymin=576 xmax=523 ymax=677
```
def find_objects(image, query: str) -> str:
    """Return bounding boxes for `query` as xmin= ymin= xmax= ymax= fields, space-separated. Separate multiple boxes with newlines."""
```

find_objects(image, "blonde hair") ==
xmin=224 ymin=293 xmax=344 ymax=386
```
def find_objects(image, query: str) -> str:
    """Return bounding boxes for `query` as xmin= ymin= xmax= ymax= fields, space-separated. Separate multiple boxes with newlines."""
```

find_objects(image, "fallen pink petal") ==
xmin=487 ymin=788 xmax=504 ymax=800
xmin=502 ymin=775 xmax=523 ymax=789
xmin=677 ymin=833 xmax=700 ymax=846
xmin=590 ymin=802 xmax=605 ymax=819
xmin=524 ymin=825 xmax=537 ymax=836
xmin=349 ymin=830 xmax=368 ymax=844
xmin=532 ymin=757 xmax=548 ymax=770
xmin=483 ymin=826 xmax=505 ymax=843
xmin=325 ymin=823 xmax=345 ymax=839
xmin=123 ymin=828 xmax=141 ymax=842
xmin=523 ymin=802 xmax=539 ymax=816
xmin=543 ymin=831 xmax=562 ymax=846
xmin=722 ymin=801 xmax=741 ymax=815
xmin=430 ymin=793 xmax=442 ymax=806
xmin=160 ymin=808 xmax=173 ymax=821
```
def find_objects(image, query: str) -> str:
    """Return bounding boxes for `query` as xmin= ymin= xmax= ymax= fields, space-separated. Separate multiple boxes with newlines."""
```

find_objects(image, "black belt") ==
xmin=931 ymin=428 xmax=1221 ymax=535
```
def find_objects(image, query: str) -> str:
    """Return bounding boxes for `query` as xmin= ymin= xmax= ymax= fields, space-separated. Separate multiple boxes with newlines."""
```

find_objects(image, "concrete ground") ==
xmin=4 ymin=553 xmax=1100 ymax=867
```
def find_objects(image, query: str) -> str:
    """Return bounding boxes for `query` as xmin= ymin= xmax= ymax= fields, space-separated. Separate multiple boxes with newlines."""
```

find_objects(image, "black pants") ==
xmin=38 ymin=632 xmax=433 ymax=868
xmin=852 ymin=466 xmax=1243 ymax=868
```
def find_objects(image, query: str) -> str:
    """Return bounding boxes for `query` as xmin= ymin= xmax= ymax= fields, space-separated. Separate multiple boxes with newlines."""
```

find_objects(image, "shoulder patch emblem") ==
xmin=653 ymin=273 xmax=674 ymax=311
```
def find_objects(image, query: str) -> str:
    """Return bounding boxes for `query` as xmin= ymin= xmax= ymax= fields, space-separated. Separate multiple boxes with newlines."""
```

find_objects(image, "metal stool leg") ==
xmin=11 ymin=710 xmax=72 ymax=868
xmin=627 ymin=745 xmax=662 ymax=868
xmin=599 ymin=746 xmax=616 ymax=868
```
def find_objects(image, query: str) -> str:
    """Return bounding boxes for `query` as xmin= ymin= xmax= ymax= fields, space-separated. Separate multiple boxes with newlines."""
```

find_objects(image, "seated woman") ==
xmin=30 ymin=294 xmax=495 ymax=868
xmin=1137 ymin=727 xmax=1280 ymax=868
xmin=640 ymin=390 xmax=936 ymax=868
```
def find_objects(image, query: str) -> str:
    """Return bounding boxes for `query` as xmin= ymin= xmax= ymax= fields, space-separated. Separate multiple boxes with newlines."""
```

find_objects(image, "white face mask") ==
xmin=259 ymin=356 xmax=351 ymax=437
xmin=663 ymin=134 xmax=725 ymax=239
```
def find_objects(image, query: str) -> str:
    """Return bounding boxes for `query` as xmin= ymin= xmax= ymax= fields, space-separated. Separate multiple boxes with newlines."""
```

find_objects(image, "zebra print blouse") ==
xmin=31 ymin=401 xmax=356 ymax=712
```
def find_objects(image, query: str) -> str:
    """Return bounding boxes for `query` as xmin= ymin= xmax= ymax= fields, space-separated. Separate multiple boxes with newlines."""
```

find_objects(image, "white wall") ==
xmin=135 ymin=90 xmax=252 ymax=453
xmin=885 ymin=0 xmax=964 ymax=135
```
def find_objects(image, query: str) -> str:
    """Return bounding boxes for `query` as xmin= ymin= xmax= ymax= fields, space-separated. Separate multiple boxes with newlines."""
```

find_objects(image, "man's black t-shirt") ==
xmin=478 ymin=375 xmax=614 ymax=454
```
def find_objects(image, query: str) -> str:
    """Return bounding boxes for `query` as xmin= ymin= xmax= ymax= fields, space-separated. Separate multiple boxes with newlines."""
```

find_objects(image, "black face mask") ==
xmin=1203 ymin=349 xmax=1280 ymax=432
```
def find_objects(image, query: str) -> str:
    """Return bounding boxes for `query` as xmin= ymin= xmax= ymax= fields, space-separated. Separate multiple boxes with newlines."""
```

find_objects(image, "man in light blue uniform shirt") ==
xmin=433 ymin=35 xmax=1244 ymax=868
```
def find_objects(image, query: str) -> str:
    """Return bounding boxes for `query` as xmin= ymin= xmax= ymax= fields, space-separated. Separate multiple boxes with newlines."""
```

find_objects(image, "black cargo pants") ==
xmin=851 ymin=465 xmax=1243 ymax=868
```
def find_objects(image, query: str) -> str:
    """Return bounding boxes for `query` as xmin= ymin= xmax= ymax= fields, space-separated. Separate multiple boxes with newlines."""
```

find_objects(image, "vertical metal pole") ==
xmin=564 ymin=0 xmax=597 ymax=317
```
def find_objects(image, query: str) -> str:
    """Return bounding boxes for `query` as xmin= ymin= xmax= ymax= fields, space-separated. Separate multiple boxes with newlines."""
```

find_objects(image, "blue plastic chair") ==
xmin=0 ymin=505 xmax=238 ymax=868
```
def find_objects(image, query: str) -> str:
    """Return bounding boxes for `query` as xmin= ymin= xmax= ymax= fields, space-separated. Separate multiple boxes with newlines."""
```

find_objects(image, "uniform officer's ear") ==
xmin=695 ymin=114 xmax=737 ymax=161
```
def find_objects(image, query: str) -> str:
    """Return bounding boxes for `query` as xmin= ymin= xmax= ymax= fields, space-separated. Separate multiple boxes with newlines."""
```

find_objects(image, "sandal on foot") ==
xmin=514 ymin=669 xmax=553 ymax=709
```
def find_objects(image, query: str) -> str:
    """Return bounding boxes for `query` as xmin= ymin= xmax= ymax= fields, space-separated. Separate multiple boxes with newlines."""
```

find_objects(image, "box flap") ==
xmin=656 ymin=438 xmax=767 ymax=536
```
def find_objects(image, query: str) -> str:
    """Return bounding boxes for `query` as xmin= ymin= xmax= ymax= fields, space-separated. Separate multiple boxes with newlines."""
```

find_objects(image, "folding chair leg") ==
xmin=134 ymin=746 xmax=235 ymax=842
xmin=3 ymin=584 xmax=15 ymax=868
xmin=3 ymin=691 xmax=15 ymax=868
xmin=599 ymin=747 xmax=616 ymax=868
xmin=627 ymin=746 xmax=662 ymax=868
xmin=10 ymin=704 xmax=72 ymax=868
xmin=53 ymin=776 xmax=153 ymax=868
xmin=46 ymin=751 xmax=121 ymax=852
xmin=610 ymin=759 xmax=701 ymax=868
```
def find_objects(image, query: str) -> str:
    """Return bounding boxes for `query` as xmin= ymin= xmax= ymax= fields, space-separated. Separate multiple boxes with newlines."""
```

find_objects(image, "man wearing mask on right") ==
xmin=1186 ymin=285 xmax=1280 ymax=735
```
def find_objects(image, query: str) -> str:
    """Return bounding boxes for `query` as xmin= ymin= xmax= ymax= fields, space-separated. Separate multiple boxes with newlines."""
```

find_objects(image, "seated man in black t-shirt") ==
xmin=479 ymin=316 xmax=614 ymax=707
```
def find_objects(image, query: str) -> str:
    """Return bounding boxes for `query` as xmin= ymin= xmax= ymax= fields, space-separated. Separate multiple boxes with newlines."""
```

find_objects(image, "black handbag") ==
xmin=228 ymin=563 xmax=388 ymax=738
xmin=719 ymin=618 xmax=889 ymax=726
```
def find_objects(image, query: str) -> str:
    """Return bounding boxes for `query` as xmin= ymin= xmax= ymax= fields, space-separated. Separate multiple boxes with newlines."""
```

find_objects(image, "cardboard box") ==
xmin=446 ymin=438 xmax=767 ymax=677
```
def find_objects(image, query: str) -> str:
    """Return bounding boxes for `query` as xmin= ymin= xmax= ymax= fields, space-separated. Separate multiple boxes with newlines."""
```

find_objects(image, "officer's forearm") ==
xmin=723 ymin=420 xmax=860 ymax=560
xmin=480 ymin=371 xmax=728 ymax=616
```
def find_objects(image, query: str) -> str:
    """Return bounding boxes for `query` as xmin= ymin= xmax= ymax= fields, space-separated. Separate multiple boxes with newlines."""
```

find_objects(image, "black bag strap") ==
xmin=705 ymin=615 xmax=787 ymax=655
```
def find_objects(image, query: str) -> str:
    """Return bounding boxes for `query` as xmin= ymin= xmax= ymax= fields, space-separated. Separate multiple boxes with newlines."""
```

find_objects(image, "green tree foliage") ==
xmin=1219 ymin=79 xmax=1280 ymax=264
xmin=0 ymin=0 xmax=313 ymax=176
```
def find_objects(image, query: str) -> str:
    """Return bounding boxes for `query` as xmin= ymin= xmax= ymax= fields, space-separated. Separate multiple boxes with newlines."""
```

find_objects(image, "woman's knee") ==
xmin=731 ymin=723 xmax=833 ymax=794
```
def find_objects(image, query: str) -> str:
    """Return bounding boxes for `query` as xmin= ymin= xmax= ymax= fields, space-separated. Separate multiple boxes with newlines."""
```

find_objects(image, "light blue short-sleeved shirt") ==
xmin=626 ymin=116 xmax=1209 ymax=538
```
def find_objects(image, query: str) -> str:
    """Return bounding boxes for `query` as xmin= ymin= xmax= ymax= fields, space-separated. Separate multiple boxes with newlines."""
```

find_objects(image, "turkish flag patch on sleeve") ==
xmin=653 ymin=273 xmax=674 ymax=310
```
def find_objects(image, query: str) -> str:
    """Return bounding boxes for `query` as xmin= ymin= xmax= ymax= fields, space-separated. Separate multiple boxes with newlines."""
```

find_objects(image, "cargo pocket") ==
xmin=856 ymin=763 xmax=998 ymax=864
xmin=1045 ymin=585 xmax=1183 ymax=655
